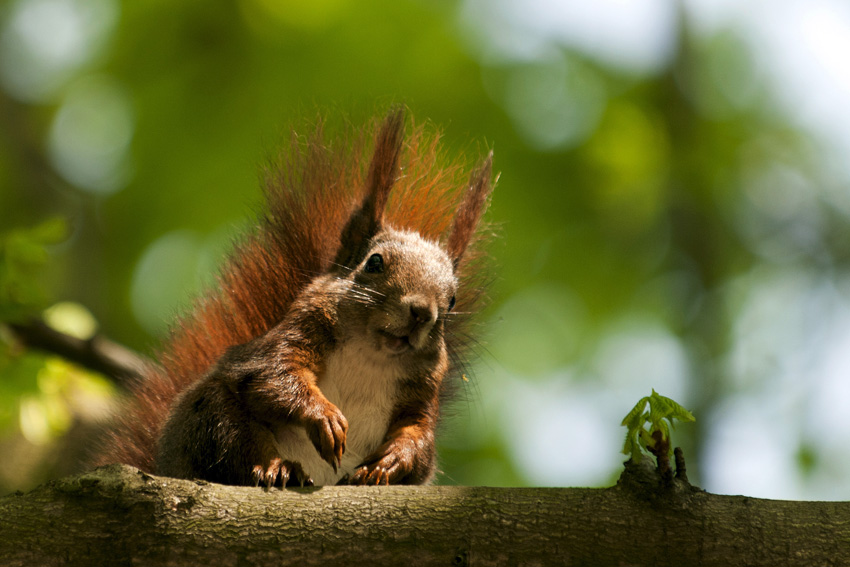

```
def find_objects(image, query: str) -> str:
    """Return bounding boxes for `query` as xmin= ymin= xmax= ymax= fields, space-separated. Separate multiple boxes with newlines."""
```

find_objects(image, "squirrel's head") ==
xmin=331 ymin=108 xmax=493 ymax=357
xmin=341 ymin=229 xmax=456 ymax=355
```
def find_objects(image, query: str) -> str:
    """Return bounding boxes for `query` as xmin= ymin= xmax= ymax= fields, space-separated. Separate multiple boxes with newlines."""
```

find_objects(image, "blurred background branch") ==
xmin=6 ymin=319 xmax=146 ymax=387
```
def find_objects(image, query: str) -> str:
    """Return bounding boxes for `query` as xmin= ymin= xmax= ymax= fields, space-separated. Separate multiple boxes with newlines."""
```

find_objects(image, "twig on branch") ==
xmin=6 ymin=319 xmax=149 ymax=387
xmin=674 ymin=447 xmax=689 ymax=483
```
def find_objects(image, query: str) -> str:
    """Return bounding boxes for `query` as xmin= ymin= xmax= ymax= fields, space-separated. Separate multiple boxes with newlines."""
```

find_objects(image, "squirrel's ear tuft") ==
xmin=364 ymin=106 xmax=405 ymax=222
xmin=446 ymin=151 xmax=494 ymax=268
xmin=333 ymin=108 xmax=405 ymax=269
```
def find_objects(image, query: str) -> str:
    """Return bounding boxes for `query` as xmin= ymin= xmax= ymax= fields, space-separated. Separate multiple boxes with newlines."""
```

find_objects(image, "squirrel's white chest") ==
xmin=272 ymin=340 xmax=401 ymax=485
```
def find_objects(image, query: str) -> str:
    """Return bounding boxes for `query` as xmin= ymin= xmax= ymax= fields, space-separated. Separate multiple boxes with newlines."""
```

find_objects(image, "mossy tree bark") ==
xmin=1 ymin=462 xmax=847 ymax=566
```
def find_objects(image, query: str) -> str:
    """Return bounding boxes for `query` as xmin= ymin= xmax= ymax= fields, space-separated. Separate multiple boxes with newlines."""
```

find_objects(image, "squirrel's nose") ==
xmin=407 ymin=299 xmax=436 ymax=326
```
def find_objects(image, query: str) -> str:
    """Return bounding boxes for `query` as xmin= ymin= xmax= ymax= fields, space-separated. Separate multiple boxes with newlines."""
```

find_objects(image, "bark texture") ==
xmin=1 ymin=462 xmax=848 ymax=566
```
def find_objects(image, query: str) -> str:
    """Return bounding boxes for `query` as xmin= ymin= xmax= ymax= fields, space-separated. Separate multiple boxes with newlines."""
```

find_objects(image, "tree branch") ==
xmin=1 ymin=463 xmax=848 ymax=566
xmin=6 ymin=319 xmax=148 ymax=387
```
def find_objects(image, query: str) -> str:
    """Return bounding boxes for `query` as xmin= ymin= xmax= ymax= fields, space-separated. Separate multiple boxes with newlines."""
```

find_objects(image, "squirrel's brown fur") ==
xmin=96 ymin=109 xmax=493 ymax=484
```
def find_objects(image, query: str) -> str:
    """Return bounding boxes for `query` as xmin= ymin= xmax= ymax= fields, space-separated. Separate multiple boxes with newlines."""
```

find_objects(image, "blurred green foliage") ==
xmin=2 ymin=0 xmax=849 ymax=498
xmin=0 ymin=215 xmax=112 ymax=490
xmin=0 ymin=218 xmax=67 ymax=321
xmin=0 ymin=219 xmax=67 ymax=436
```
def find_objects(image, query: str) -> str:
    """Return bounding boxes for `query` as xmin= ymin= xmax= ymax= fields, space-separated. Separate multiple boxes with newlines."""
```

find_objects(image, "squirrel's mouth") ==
xmin=379 ymin=331 xmax=411 ymax=354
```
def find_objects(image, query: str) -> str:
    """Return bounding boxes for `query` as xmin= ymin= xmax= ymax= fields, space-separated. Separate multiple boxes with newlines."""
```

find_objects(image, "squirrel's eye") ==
xmin=364 ymin=253 xmax=384 ymax=273
xmin=448 ymin=296 xmax=456 ymax=311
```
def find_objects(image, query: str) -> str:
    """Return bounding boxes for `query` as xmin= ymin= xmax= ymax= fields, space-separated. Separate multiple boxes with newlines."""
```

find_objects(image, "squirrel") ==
xmin=94 ymin=108 xmax=495 ymax=486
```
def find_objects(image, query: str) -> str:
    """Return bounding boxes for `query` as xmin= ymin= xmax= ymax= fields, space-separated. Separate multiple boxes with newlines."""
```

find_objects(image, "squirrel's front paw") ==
xmin=305 ymin=401 xmax=348 ymax=472
xmin=350 ymin=444 xmax=412 ymax=485
xmin=252 ymin=458 xmax=313 ymax=488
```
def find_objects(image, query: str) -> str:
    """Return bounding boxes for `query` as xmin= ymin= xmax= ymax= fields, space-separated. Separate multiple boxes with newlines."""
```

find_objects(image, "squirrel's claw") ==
xmin=307 ymin=400 xmax=348 ymax=472
xmin=350 ymin=452 xmax=401 ymax=485
xmin=350 ymin=463 xmax=392 ymax=485
xmin=350 ymin=435 xmax=424 ymax=485
xmin=252 ymin=458 xmax=313 ymax=489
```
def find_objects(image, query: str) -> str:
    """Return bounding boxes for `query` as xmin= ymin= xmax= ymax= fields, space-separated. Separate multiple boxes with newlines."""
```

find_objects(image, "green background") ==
xmin=2 ymin=0 xmax=850 ymax=498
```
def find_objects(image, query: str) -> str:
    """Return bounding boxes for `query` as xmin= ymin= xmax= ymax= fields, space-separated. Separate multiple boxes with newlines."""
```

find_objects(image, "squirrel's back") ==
xmin=97 ymin=112 xmax=491 ymax=473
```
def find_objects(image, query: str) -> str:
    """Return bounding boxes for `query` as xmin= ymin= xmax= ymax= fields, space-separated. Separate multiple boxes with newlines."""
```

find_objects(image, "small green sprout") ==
xmin=621 ymin=389 xmax=695 ymax=465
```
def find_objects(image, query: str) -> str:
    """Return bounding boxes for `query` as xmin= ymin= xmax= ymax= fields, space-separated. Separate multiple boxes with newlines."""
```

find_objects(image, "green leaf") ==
xmin=621 ymin=396 xmax=651 ymax=460
xmin=620 ymin=396 xmax=649 ymax=428
xmin=621 ymin=390 xmax=695 ymax=461
xmin=645 ymin=390 xmax=669 ymax=425
xmin=650 ymin=389 xmax=695 ymax=423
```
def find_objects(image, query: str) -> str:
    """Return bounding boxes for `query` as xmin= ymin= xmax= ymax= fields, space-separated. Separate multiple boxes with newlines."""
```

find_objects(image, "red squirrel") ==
xmin=95 ymin=109 xmax=494 ymax=486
